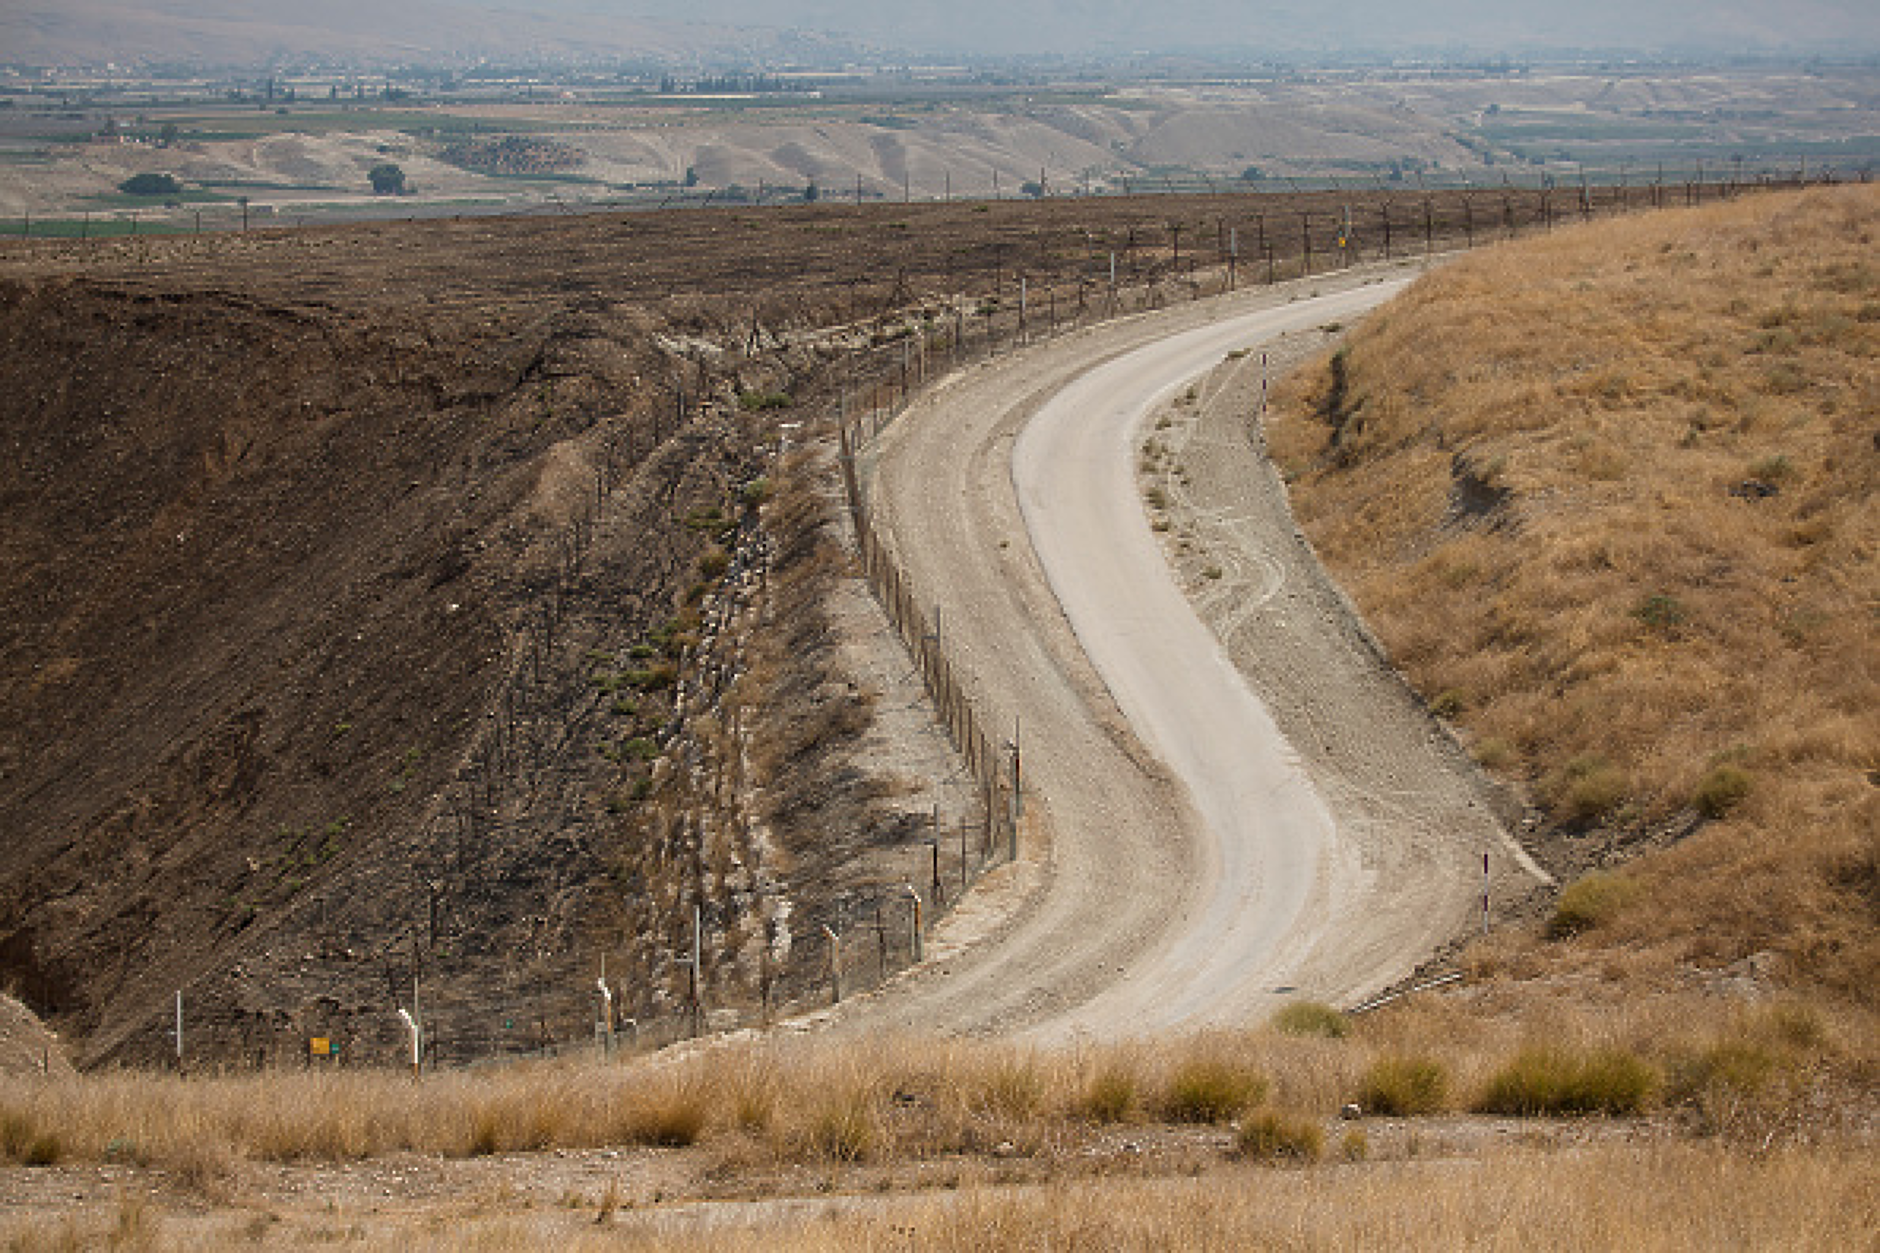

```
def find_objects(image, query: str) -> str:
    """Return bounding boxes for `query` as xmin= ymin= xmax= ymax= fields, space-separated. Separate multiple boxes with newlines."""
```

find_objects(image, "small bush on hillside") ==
xmin=1158 ymin=1059 xmax=1267 ymax=1124
xmin=1632 ymin=593 xmax=1689 ymax=633
xmin=1545 ymin=754 xmax=1629 ymax=822
xmin=1358 ymin=1056 xmax=1452 ymax=1116
xmin=1665 ymin=1040 xmax=1778 ymax=1107
xmin=1476 ymin=1046 xmax=1658 ymax=1117
xmin=1691 ymin=763 xmax=1753 ymax=819
xmin=738 ymin=390 xmax=793 ymax=412
xmin=1235 ymin=1110 xmax=1323 ymax=1163
xmin=1271 ymin=1001 xmax=1350 ymax=1039
xmin=1549 ymin=870 xmax=1639 ymax=938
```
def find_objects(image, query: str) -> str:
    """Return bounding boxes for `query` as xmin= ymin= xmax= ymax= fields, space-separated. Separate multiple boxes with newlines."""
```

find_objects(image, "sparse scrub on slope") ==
xmin=1268 ymin=185 xmax=1880 ymax=1001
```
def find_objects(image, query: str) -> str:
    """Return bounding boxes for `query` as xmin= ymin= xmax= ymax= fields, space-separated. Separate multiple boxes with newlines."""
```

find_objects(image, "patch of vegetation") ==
xmin=1157 ymin=1059 xmax=1267 ymax=1124
xmin=1549 ymin=870 xmax=1639 ymax=938
xmin=1234 ymin=1110 xmax=1323 ymax=1163
xmin=1271 ymin=1001 xmax=1350 ymax=1039
xmin=1476 ymin=1046 xmax=1658 ymax=1116
xmin=1691 ymin=762 xmax=1753 ymax=819
xmin=118 ymin=172 xmax=180 ymax=196
xmin=1545 ymin=754 xmax=1629 ymax=822
xmin=367 ymin=163 xmax=408 ymax=195
xmin=1632 ymin=592 xmax=1689 ymax=633
xmin=1358 ymin=1056 xmax=1452 ymax=1116
xmin=1078 ymin=1066 xmax=1140 ymax=1123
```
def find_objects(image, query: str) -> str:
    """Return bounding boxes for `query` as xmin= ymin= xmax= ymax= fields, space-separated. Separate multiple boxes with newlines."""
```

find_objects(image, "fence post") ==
xmin=825 ymin=924 xmax=842 ymax=1003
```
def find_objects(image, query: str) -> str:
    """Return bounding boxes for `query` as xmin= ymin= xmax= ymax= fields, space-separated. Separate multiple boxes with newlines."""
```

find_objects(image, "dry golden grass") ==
xmin=1270 ymin=185 xmax=1879 ymax=1003
xmin=620 ymin=1141 xmax=1877 ymax=1251
xmin=2 ymin=990 xmax=1867 ymax=1179
xmin=12 ymin=1138 xmax=1869 ymax=1251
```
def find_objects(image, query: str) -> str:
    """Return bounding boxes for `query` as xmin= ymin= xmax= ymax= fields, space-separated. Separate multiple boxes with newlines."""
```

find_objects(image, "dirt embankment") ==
xmin=0 ymin=213 xmax=964 ymax=1067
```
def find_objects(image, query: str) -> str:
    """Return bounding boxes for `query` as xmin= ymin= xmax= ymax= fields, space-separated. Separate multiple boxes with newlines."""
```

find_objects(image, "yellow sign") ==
xmin=310 ymin=1037 xmax=331 ymax=1056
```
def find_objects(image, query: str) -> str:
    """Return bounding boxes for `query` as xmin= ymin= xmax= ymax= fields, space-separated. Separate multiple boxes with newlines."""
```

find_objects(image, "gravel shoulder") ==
xmin=841 ymin=261 xmax=1546 ymax=1039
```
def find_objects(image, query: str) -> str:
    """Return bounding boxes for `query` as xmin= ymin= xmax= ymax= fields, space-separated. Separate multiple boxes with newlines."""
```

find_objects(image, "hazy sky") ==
xmin=579 ymin=0 xmax=1880 ymax=56
xmin=13 ymin=0 xmax=1880 ymax=67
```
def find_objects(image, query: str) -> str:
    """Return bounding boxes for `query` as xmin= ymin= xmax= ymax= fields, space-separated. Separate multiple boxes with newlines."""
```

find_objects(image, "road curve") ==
xmin=846 ymin=269 xmax=1497 ymax=1041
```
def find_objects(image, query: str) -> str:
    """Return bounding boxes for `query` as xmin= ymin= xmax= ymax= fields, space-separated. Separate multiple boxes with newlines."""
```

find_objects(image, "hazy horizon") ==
xmin=5 ymin=0 xmax=1880 ymax=69
xmin=603 ymin=0 xmax=1880 ymax=58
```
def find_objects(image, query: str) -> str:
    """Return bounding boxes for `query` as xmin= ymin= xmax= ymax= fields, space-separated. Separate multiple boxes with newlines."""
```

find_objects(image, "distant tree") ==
xmin=803 ymin=180 xmax=819 ymax=203
xmin=683 ymin=166 xmax=699 ymax=187
xmin=368 ymin=163 xmax=407 ymax=195
xmin=119 ymin=172 xmax=181 ymax=196
xmin=158 ymin=121 xmax=179 ymax=148
xmin=1240 ymin=165 xmax=1264 ymax=182
xmin=1020 ymin=180 xmax=1044 ymax=198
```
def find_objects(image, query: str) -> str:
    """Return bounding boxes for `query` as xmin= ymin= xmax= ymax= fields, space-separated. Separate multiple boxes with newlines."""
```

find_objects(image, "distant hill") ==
xmin=0 ymin=0 xmax=855 ymax=70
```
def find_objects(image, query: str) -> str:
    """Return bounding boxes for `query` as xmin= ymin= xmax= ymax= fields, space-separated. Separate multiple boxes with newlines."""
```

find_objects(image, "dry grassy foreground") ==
xmin=8 ymin=1140 xmax=1873 ymax=1250
xmin=2 ymin=994 xmax=1873 ymax=1246
xmin=1272 ymin=185 xmax=1877 ymax=1002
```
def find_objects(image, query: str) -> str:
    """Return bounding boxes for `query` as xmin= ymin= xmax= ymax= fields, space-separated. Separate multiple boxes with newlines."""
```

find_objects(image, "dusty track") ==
xmin=843 ymin=263 xmax=1546 ymax=1040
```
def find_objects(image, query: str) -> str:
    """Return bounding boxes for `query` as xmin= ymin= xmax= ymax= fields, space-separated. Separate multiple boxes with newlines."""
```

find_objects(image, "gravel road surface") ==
xmin=839 ymin=265 xmax=1545 ymax=1040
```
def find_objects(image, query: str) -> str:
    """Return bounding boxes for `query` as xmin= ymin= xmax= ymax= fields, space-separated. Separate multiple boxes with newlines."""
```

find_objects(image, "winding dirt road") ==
xmin=843 ymin=265 xmax=1545 ymax=1041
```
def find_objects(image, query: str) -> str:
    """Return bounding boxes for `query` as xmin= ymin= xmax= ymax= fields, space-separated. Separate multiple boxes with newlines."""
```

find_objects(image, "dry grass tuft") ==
xmin=1270 ymin=1000 xmax=1351 ymax=1039
xmin=1476 ymin=1045 xmax=1659 ymax=1117
xmin=1549 ymin=870 xmax=1640 ymax=938
xmin=1156 ymin=1056 xmax=1268 ymax=1124
xmin=1233 ymin=1109 xmax=1325 ymax=1164
xmin=1357 ymin=1055 xmax=1452 ymax=1116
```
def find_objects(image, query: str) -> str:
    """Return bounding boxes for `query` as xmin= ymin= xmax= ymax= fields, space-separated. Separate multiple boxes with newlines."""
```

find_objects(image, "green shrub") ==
xmin=1476 ymin=1046 xmax=1658 ymax=1117
xmin=1358 ymin=1056 xmax=1452 ymax=1116
xmin=1692 ymin=764 xmax=1753 ymax=819
xmin=1158 ymin=1059 xmax=1267 ymax=1124
xmin=1549 ymin=870 xmax=1639 ymax=938
xmin=119 ymin=172 xmax=180 ymax=196
xmin=738 ymin=390 xmax=793 ymax=412
xmin=1235 ymin=1111 xmax=1323 ymax=1163
xmin=1271 ymin=1001 xmax=1350 ymax=1040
